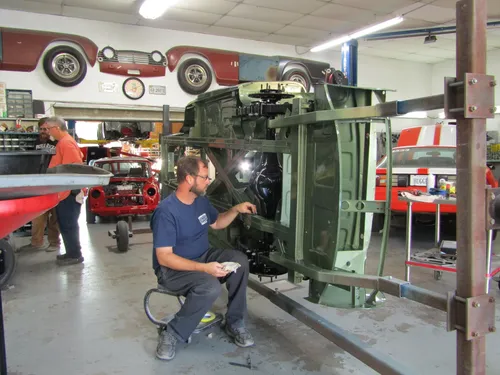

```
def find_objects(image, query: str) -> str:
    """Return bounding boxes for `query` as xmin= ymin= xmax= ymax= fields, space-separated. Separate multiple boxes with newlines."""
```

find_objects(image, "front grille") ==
xmin=98 ymin=49 xmax=166 ymax=66
xmin=105 ymin=196 xmax=144 ymax=207
xmin=117 ymin=52 xmax=150 ymax=65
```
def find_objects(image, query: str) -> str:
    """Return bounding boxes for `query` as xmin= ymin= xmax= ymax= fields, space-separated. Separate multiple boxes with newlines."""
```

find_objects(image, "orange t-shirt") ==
xmin=49 ymin=133 xmax=84 ymax=200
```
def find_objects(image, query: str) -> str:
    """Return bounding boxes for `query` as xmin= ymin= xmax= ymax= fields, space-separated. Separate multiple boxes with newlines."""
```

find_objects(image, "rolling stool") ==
xmin=144 ymin=285 xmax=223 ymax=340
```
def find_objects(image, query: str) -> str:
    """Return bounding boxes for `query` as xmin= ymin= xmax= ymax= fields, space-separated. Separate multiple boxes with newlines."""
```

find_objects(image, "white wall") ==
xmin=0 ymin=9 xmax=433 ymax=131
xmin=431 ymin=49 xmax=500 ymax=131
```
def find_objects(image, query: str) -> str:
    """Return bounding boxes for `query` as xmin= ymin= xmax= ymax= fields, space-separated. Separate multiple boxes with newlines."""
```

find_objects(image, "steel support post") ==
xmin=455 ymin=0 xmax=488 ymax=373
xmin=341 ymin=40 xmax=358 ymax=86
xmin=162 ymin=104 xmax=171 ymax=135
xmin=0 ymin=291 xmax=6 ymax=375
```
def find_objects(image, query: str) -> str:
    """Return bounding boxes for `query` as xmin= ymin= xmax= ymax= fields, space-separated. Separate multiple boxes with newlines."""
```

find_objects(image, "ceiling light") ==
xmin=139 ymin=0 xmax=178 ymax=20
xmin=311 ymin=16 xmax=404 ymax=52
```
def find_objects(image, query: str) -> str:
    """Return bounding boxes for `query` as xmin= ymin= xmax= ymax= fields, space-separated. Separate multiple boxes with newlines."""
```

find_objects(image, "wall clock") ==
xmin=122 ymin=77 xmax=145 ymax=100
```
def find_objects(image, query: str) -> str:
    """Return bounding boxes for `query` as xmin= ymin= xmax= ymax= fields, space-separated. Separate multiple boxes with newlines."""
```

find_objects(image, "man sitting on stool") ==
xmin=150 ymin=156 xmax=256 ymax=361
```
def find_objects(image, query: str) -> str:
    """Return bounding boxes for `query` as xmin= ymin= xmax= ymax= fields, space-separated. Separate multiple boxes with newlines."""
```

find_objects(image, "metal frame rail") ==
xmin=261 ymin=1 xmax=495 ymax=374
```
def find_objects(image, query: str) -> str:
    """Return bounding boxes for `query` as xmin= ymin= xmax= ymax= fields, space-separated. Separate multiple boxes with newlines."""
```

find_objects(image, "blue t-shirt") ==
xmin=150 ymin=193 xmax=219 ymax=272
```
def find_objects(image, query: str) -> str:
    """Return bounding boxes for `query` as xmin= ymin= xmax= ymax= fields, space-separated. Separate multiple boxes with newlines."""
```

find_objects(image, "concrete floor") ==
xmin=3 ymin=216 xmax=500 ymax=375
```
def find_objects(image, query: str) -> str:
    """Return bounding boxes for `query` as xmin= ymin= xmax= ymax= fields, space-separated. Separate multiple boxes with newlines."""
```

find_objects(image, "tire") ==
xmin=281 ymin=69 xmax=311 ymax=92
xmin=0 ymin=239 xmax=17 ymax=290
xmin=177 ymin=58 xmax=212 ymax=95
xmin=43 ymin=45 xmax=87 ymax=87
xmin=116 ymin=220 xmax=129 ymax=252
xmin=86 ymin=200 xmax=96 ymax=224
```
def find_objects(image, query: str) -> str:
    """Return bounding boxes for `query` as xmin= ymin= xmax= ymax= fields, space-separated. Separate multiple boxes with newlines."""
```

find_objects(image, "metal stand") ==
xmin=402 ymin=195 xmax=499 ymax=294
xmin=0 ymin=290 xmax=6 ymax=375
xmin=108 ymin=216 xmax=152 ymax=252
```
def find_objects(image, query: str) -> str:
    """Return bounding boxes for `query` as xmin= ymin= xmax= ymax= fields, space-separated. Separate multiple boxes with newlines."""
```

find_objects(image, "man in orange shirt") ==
xmin=46 ymin=116 xmax=85 ymax=266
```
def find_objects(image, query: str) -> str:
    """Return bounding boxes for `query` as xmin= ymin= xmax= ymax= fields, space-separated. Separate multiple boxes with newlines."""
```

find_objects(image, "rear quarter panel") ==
xmin=278 ymin=57 xmax=330 ymax=82
xmin=165 ymin=45 xmax=238 ymax=85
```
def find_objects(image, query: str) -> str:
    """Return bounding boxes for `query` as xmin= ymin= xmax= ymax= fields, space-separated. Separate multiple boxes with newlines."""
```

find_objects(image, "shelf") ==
xmin=0 ymin=118 xmax=39 ymax=121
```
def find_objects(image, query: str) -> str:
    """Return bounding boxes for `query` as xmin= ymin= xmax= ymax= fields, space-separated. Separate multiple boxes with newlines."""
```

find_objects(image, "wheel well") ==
xmin=282 ymin=63 xmax=310 ymax=79
xmin=38 ymin=40 xmax=90 ymax=69
xmin=175 ymin=53 xmax=214 ymax=76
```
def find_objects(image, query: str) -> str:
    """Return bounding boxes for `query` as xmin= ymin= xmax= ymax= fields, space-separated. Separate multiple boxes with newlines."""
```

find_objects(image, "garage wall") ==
xmin=1 ymin=9 xmax=433 ymax=131
xmin=431 ymin=49 xmax=500 ymax=131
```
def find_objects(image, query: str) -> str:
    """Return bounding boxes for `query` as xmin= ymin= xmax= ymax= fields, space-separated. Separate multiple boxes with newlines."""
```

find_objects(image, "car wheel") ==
xmin=281 ymin=69 xmax=311 ymax=92
xmin=43 ymin=45 xmax=87 ymax=87
xmin=177 ymin=58 xmax=212 ymax=95
xmin=0 ymin=239 xmax=17 ymax=290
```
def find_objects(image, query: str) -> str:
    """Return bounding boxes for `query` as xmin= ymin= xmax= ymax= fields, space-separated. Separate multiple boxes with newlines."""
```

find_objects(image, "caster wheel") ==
xmin=116 ymin=220 xmax=129 ymax=252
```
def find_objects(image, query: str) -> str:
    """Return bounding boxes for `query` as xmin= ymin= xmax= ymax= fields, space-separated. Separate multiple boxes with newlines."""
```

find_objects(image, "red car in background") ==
xmin=86 ymin=157 xmax=160 ymax=224
xmin=375 ymin=124 xmax=497 ymax=220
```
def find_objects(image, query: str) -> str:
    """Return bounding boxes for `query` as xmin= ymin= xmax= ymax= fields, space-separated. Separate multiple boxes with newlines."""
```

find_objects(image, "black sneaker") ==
xmin=56 ymin=256 xmax=84 ymax=266
xmin=225 ymin=325 xmax=255 ymax=348
xmin=56 ymin=254 xmax=68 ymax=261
xmin=156 ymin=329 xmax=177 ymax=361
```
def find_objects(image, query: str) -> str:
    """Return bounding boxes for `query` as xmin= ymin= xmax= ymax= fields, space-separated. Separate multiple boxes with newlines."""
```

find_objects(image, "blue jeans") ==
xmin=55 ymin=193 xmax=82 ymax=258
xmin=156 ymin=248 xmax=249 ymax=342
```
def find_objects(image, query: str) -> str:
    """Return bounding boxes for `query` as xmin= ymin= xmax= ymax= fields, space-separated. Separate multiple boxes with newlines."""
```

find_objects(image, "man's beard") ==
xmin=190 ymin=186 xmax=206 ymax=196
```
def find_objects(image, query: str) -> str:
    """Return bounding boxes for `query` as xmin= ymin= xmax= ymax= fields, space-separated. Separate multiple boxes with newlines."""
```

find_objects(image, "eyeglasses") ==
xmin=194 ymin=174 xmax=212 ymax=181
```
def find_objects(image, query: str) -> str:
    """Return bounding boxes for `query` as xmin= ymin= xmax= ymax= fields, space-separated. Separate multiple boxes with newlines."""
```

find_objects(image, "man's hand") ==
xmin=203 ymin=262 xmax=229 ymax=278
xmin=234 ymin=202 xmax=257 ymax=214
xmin=210 ymin=202 xmax=257 ymax=230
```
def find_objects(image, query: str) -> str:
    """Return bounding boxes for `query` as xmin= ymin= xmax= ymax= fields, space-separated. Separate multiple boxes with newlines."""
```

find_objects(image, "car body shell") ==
xmin=0 ymin=27 xmax=98 ymax=72
xmin=165 ymin=45 xmax=331 ymax=86
xmin=87 ymin=157 xmax=160 ymax=218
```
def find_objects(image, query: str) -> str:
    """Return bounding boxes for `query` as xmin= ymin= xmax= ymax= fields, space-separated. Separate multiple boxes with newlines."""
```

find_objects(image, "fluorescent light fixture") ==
xmin=311 ymin=16 xmax=404 ymax=52
xmin=439 ymin=112 xmax=446 ymax=119
xmin=400 ymin=111 xmax=428 ymax=119
xmin=139 ymin=0 xmax=178 ymax=20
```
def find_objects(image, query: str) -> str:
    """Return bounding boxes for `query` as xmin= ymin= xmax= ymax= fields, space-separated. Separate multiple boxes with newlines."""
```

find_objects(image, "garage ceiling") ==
xmin=2 ymin=0 xmax=500 ymax=64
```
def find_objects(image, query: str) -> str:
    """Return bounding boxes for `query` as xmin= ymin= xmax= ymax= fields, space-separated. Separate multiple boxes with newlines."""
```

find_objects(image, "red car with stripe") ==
xmin=376 ymin=124 xmax=497 ymax=214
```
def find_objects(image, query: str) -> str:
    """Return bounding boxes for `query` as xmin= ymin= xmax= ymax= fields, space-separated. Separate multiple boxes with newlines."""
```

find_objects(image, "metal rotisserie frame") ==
xmin=160 ymin=80 xmax=393 ymax=309
xmin=158 ymin=1 xmax=495 ymax=373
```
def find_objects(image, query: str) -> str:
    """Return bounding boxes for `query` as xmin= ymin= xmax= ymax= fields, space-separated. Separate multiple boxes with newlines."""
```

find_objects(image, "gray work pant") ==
xmin=156 ymin=248 xmax=249 ymax=342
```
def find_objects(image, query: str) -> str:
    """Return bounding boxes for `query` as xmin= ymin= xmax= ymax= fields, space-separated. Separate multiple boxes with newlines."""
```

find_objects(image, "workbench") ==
xmin=399 ymin=194 xmax=500 ymax=293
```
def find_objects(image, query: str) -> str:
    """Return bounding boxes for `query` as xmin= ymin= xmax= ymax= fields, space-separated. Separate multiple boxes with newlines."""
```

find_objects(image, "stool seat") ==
xmin=143 ymin=285 xmax=223 ymax=335
xmin=156 ymin=284 xmax=180 ymax=296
